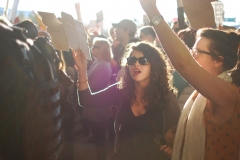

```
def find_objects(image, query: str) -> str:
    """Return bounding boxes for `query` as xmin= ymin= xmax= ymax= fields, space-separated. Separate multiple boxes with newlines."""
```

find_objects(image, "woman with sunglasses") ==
xmin=73 ymin=41 xmax=180 ymax=160
xmin=139 ymin=0 xmax=240 ymax=160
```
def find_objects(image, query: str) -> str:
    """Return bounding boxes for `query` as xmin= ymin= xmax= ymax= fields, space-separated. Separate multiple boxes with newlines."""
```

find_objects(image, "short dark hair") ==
xmin=112 ymin=19 xmax=137 ymax=38
xmin=140 ymin=26 xmax=156 ymax=39
xmin=197 ymin=28 xmax=240 ymax=86
xmin=178 ymin=28 xmax=196 ymax=49
xmin=128 ymin=37 xmax=141 ymax=43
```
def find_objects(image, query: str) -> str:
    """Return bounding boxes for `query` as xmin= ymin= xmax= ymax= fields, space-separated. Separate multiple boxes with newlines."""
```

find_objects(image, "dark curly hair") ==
xmin=119 ymin=42 xmax=176 ymax=111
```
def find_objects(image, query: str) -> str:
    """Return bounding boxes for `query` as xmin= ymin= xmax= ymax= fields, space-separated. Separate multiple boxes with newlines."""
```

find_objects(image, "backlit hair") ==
xmin=93 ymin=37 xmax=113 ymax=61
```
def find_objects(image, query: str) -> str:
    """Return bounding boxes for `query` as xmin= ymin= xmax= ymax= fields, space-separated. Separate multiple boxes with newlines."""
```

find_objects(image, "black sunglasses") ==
xmin=127 ymin=57 xmax=148 ymax=65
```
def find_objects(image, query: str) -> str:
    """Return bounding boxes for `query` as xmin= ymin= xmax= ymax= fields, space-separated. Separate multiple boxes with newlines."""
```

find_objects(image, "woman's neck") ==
xmin=95 ymin=55 xmax=104 ymax=61
xmin=134 ymin=81 xmax=149 ymax=94
xmin=133 ymin=82 xmax=149 ymax=108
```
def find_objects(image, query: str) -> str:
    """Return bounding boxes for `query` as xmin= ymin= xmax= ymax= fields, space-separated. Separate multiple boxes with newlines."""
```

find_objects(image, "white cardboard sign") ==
xmin=38 ymin=11 xmax=91 ymax=60
xmin=211 ymin=1 xmax=224 ymax=27
xmin=96 ymin=10 xmax=103 ymax=23
xmin=75 ymin=20 xmax=91 ymax=60
xmin=38 ymin=12 xmax=69 ymax=51
xmin=61 ymin=12 xmax=91 ymax=60
xmin=61 ymin=12 xmax=80 ymax=50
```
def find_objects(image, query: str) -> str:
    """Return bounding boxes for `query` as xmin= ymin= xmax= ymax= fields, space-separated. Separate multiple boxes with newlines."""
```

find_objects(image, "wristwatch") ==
xmin=150 ymin=15 xmax=164 ymax=26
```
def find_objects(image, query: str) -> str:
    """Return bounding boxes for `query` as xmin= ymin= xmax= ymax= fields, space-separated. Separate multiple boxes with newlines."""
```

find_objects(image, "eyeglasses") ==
xmin=190 ymin=48 xmax=220 ymax=59
xmin=127 ymin=57 xmax=148 ymax=65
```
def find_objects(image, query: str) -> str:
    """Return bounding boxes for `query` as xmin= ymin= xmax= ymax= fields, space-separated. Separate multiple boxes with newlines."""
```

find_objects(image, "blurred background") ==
xmin=0 ymin=0 xmax=239 ymax=33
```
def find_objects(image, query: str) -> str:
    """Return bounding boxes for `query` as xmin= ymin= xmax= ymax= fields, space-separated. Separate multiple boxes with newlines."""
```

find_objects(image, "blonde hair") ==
xmin=93 ymin=37 xmax=113 ymax=61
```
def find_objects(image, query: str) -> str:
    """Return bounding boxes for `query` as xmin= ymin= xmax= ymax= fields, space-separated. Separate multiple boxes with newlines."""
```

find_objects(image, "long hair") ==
xmin=93 ymin=37 xmax=113 ymax=61
xmin=120 ymin=42 xmax=176 ymax=111
xmin=197 ymin=28 xmax=240 ymax=87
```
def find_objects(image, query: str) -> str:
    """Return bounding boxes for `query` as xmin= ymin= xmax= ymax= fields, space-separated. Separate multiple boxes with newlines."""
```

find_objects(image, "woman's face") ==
xmin=192 ymin=37 xmax=221 ymax=75
xmin=128 ymin=50 xmax=151 ymax=84
xmin=91 ymin=41 xmax=101 ymax=57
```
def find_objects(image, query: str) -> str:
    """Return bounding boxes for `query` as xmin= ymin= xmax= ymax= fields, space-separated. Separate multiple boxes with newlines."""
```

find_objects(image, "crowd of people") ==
xmin=0 ymin=0 xmax=240 ymax=160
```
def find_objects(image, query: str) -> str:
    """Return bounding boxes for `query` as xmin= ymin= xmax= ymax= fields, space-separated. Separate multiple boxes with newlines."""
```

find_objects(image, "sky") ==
xmin=0 ymin=0 xmax=182 ymax=28
xmin=0 ymin=0 xmax=239 ymax=28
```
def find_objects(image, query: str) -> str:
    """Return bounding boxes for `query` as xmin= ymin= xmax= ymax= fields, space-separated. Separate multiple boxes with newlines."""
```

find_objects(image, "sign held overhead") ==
xmin=38 ymin=11 xmax=91 ymax=60
xmin=183 ymin=0 xmax=216 ymax=29
xmin=211 ymin=1 xmax=224 ymax=27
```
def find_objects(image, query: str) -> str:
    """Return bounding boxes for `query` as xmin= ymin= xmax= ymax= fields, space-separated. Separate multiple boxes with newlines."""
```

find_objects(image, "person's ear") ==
xmin=147 ymin=35 xmax=154 ymax=42
xmin=214 ymin=56 xmax=224 ymax=68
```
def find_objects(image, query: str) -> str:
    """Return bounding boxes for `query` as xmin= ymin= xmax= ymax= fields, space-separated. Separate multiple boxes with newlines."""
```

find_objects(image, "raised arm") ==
xmin=72 ymin=49 xmax=88 ymax=91
xmin=139 ymin=0 xmax=237 ymax=110
xmin=72 ymin=49 xmax=120 ymax=108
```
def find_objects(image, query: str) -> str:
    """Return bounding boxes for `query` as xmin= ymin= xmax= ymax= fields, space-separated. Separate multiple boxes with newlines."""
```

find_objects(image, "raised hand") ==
xmin=72 ymin=49 xmax=87 ymax=75
xmin=139 ymin=0 xmax=157 ymax=13
xmin=72 ymin=49 xmax=88 ymax=90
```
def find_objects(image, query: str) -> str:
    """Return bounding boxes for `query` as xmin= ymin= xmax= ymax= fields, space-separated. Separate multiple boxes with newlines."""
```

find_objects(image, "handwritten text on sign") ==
xmin=211 ymin=2 xmax=224 ymax=27
xmin=47 ymin=25 xmax=69 ymax=51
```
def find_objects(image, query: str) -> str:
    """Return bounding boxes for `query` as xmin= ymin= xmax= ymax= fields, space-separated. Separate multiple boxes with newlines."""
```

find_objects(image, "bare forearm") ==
xmin=139 ymin=0 xmax=237 ymax=112
xmin=72 ymin=49 xmax=89 ymax=91
xmin=77 ymin=70 xmax=88 ymax=91
xmin=146 ymin=9 xmax=194 ymax=71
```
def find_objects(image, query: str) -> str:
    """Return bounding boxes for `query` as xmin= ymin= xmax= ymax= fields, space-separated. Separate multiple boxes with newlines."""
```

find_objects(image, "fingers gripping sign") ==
xmin=72 ymin=49 xmax=87 ymax=75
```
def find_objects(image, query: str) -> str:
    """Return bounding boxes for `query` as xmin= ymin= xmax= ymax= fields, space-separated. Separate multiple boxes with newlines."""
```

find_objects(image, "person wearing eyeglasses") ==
xmin=73 ymin=41 xmax=180 ymax=160
xmin=139 ymin=0 xmax=240 ymax=160
xmin=80 ymin=37 xmax=113 ymax=160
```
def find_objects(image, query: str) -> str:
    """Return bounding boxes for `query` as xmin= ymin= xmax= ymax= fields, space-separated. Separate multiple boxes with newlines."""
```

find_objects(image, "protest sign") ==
xmin=211 ymin=1 xmax=224 ymax=27
xmin=95 ymin=11 xmax=104 ymax=35
xmin=38 ymin=11 xmax=62 ymax=26
xmin=33 ymin=11 xmax=47 ymax=31
xmin=183 ymin=0 xmax=216 ymax=29
xmin=96 ymin=10 xmax=103 ymax=23
xmin=75 ymin=20 xmax=91 ymax=60
xmin=61 ymin=12 xmax=80 ymax=50
xmin=47 ymin=25 xmax=69 ymax=51
xmin=75 ymin=3 xmax=82 ymax=21
xmin=38 ymin=11 xmax=69 ymax=51
xmin=39 ymin=11 xmax=91 ymax=59
xmin=61 ymin=12 xmax=91 ymax=60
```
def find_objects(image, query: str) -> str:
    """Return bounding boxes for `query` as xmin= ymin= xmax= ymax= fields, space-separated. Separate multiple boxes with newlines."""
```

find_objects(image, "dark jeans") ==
xmin=89 ymin=121 xmax=108 ymax=160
